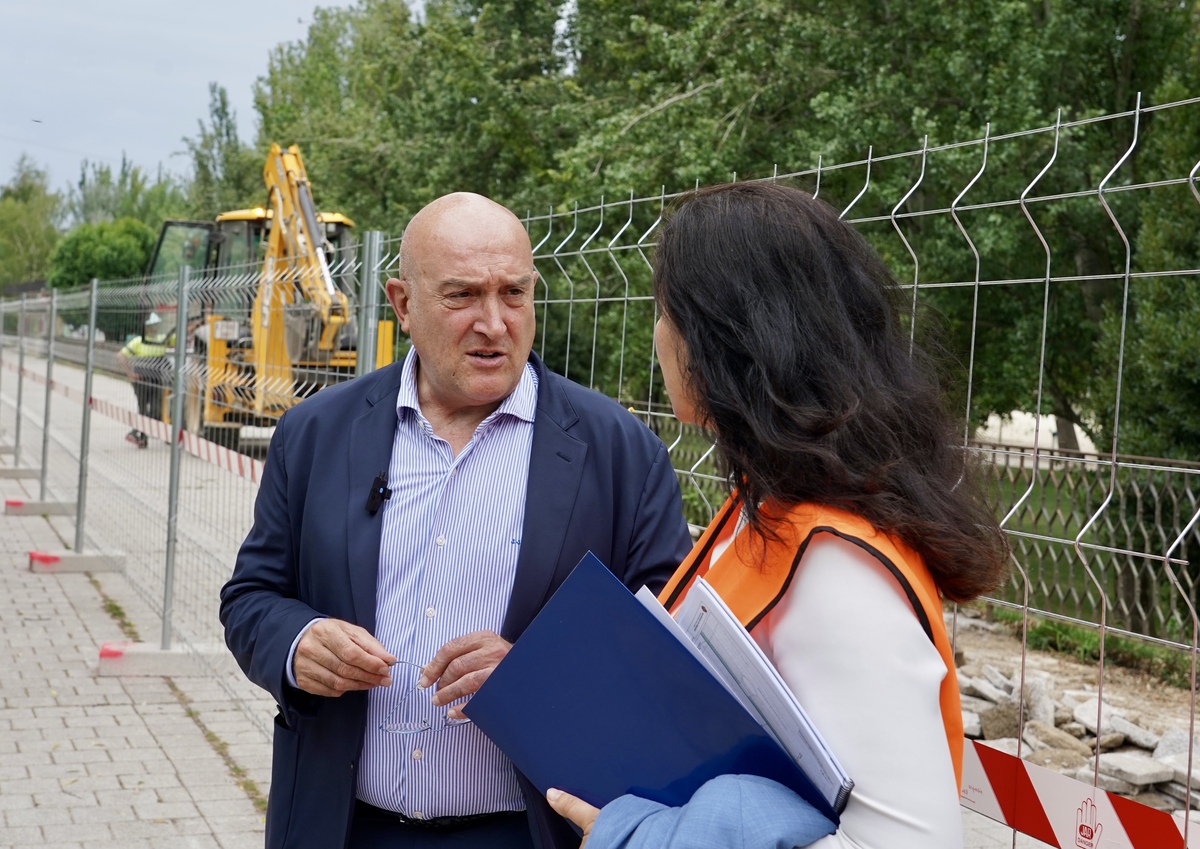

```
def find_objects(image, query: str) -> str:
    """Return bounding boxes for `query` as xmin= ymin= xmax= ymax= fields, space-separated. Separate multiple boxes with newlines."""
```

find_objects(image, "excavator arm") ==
xmin=260 ymin=143 xmax=349 ymax=352
xmin=171 ymin=141 xmax=393 ymax=433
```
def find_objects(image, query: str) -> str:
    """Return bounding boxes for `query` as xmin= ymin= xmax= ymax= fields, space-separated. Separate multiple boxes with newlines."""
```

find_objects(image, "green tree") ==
xmin=251 ymin=0 xmax=572 ymax=230
xmin=69 ymin=155 xmax=188 ymax=231
xmin=1080 ymin=54 xmax=1200 ymax=638
xmin=1096 ymin=68 xmax=1200 ymax=461
xmin=180 ymin=0 xmax=1200 ymax=441
xmin=47 ymin=218 xmax=157 ymax=289
xmin=549 ymin=0 xmax=1197 ymax=450
xmin=184 ymin=83 xmax=264 ymax=218
xmin=0 ymin=156 xmax=62 ymax=290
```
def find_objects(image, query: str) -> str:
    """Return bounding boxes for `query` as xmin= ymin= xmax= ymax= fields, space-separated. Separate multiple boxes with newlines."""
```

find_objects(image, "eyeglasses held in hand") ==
xmin=379 ymin=660 xmax=473 ymax=735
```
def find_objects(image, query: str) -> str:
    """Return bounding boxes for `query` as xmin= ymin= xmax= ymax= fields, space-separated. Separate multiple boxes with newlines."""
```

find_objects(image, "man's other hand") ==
xmin=293 ymin=619 xmax=397 ymax=697
xmin=420 ymin=630 xmax=511 ymax=718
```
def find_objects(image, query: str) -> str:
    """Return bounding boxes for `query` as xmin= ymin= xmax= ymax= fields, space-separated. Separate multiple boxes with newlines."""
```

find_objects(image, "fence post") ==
xmin=0 ymin=298 xmax=12 ymax=452
xmin=74 ymin=280 xmax=99 ymax=553
xmin=38 ymin=289 xmax=57 ymax=500
xmin=0 ymin=299 xmax=5 ymax=441
xmin=161 ymin=266 xmax=190 ymax=650
xmin=14 ymin=294 xmax=26 ymax=465
xmin=356 ymin=230 xmax=383 ymax=377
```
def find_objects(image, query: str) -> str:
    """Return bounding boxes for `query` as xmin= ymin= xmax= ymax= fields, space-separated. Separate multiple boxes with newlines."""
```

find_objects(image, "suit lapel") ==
xmin=345 ymin=367 xmax=404 ymax=633
xmin=502 ymin=359 xmax=587 ymax=640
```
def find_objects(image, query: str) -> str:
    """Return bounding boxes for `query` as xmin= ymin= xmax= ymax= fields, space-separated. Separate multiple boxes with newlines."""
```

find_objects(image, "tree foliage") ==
xmin=248 ymin=0 xmax=572 ymax=231
xmin=0 ymin=156 xmax=63 ymax=290
xmin=1095 ymin=45 xmax=1200 ymax=460
xmin=228 ymin=1 xmax=1199 ymax=443
xmin=7 ymin=0 xmax=1188 ymax=455
xmin=68 ymin=156 xmax=188 ymax=231
xmin=47 ymin=218 xmax=157 ymax=290
xmin=184 ymin=83 xmax=264 ymax=219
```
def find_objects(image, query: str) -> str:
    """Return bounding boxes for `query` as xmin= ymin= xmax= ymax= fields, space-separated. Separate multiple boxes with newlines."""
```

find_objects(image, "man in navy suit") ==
xmin=220 ymin=192 xmax=692 ymax=849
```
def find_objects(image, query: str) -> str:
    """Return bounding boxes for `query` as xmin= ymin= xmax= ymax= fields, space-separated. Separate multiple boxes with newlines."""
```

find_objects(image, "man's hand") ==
xmin=546 ymin=788 xmax=598 ymax=848
xmin=293 ymin=618 xmax=396 ymax=697
xmin=419 ymin=630 xmax=511 ymax=719
xmin=116 ymin=351 xmax=137 ymax=381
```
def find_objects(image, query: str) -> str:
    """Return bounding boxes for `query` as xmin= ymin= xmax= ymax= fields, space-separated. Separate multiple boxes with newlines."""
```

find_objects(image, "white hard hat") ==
xmin=145 ymin=312 xmax=162 ymax=326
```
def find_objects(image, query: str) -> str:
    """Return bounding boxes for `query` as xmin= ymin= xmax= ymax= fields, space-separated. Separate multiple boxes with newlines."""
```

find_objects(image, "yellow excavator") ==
xmin=143 ymin=144 xmax=394 ymax=449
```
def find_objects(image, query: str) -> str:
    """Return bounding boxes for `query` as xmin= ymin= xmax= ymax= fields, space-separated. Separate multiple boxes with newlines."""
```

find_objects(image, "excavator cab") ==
xmin=211 ymin=208 xmax=355 ymax=271
xmin=145 ymin=221 xmax=216 ymax=280
xmin=145 ymin=208 xmax=359 ymax=351
xmin=145 ymin=210 xmax=356 ymax=280
xmin=142 ymin=147 xmax=392 ymax=452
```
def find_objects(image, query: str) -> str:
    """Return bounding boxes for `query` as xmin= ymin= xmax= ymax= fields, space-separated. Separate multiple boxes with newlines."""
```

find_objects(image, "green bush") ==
xmin=48 ymin=217 xmax=156 ymax=289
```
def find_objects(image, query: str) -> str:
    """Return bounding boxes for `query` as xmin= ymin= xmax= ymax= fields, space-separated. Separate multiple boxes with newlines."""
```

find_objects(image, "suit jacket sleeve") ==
xmin=219 ymin=411 xmax=324 ymax=719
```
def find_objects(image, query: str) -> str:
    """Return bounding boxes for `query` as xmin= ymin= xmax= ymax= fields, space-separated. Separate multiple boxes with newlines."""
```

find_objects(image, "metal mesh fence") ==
xmin=513 ymin=97 xmax=1200 ymax=652
xmin=2 ymin=96 xmax=1199 ymax=765
xmin=0 ymin=249 xmax=388 ymax=736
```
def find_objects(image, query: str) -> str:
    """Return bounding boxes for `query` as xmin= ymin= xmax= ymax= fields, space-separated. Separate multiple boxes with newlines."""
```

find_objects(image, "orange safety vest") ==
xmin=660 ymin=497 xmax=964 ymax=789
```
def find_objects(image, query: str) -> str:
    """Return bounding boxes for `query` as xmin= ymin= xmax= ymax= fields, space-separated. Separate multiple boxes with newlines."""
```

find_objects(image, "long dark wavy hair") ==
xmin=654 ymin=182 xmax=1007 ymax=602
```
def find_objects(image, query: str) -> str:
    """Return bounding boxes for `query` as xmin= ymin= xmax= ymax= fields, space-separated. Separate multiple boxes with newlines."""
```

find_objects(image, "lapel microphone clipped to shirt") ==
xmin=366 ymin=471 xmax=392 ymax=515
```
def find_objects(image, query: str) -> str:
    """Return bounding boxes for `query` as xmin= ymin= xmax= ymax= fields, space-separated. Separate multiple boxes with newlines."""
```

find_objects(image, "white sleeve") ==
xmin=752 ymin=534 xmax=963 ymax=849
xmin=285 ymin=617 xmax=325 ymax=689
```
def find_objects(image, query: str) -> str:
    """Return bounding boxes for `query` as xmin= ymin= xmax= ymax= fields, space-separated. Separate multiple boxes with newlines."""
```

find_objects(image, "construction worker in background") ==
xmin=117 ymin=312 xmax=173 ymax=448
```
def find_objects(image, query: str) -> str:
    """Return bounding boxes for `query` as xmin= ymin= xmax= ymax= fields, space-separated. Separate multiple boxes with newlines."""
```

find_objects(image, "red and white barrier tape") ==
xmin=2 ymin=360 xmax=263 ymax=484
xmin=2 ymin=358 xmax=84 ymax=403
xmin=962 ymin=739 xmax=1200 ymax=848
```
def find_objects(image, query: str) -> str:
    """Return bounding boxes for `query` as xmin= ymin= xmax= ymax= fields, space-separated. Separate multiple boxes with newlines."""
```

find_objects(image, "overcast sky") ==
xmin=1 ymin=0 xmax=360 ymax=194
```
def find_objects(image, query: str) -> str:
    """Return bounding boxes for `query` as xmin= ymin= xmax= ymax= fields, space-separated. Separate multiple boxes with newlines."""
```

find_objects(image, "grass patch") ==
xmin=86 ymin=575 xmax=140 ymax=641
xmin=989 ymin=607 xmax=1196 ymax=689
xmin=86 ymin=578 xmax=267 ymax=814
xmin=42 ymin=513 xmax=73 ymax=550
xmin=168 ymin=680 xmax=268 ymax=814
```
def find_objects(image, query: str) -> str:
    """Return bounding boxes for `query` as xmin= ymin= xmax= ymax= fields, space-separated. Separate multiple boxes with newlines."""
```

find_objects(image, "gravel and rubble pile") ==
xmin=952 ymin=611 xmax=1200 ymax=815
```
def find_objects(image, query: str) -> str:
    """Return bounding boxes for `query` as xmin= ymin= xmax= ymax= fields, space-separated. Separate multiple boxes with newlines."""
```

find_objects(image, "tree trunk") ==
xmin=1055 ymin=414 xmax=1081 ymax=452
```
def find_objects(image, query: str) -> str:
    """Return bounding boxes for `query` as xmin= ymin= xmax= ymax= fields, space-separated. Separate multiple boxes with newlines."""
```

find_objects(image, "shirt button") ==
xmin=413 ymin=810 xmax=424 ymax=818
xmin=436 ymin=535 xmax=446 ymax=546
xmin=412 ymin=749 xmax=423 ymax=761
xmin=425 ymin=607 xmax=436 ymax=618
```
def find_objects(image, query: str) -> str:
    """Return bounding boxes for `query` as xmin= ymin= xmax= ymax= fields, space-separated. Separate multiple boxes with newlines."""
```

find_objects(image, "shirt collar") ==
xmin=395 ymin=347 xmax=538 ymax=425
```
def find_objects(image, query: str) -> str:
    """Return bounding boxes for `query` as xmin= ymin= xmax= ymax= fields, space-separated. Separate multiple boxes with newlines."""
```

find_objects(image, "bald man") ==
xmin=220 ymin=193 xmax=692 ymax=849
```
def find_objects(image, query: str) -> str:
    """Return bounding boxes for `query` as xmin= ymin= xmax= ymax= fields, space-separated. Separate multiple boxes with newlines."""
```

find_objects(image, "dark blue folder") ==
xmin=463 ymin=551 xmax=840 ymax=823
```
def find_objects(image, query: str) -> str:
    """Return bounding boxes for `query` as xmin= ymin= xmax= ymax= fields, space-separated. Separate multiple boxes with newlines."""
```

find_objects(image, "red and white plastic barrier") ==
xmin=2 ymin=360 xmax=264 ymax=484
xmin=2 ymin=358 xmax=84 ymax=403
xmin=177 ymin=427 xmax=263 ymax=483
xmin=961 ymin=739 xmax=1200 ymax=848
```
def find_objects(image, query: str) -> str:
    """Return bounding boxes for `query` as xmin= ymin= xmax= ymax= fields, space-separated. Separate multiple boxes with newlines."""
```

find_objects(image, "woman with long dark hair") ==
xmin=549 ymin=182 xmax=1007 ymax=848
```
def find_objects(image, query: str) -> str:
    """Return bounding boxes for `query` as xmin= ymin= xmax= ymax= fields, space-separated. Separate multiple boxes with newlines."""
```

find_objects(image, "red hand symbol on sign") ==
xmin=1076 ymin=797 xmax=1103 ymax=849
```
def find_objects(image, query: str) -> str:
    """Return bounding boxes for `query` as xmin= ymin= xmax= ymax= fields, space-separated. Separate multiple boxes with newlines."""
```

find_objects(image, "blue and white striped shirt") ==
xmin=356 ymin=348 xmax=537 ymax=818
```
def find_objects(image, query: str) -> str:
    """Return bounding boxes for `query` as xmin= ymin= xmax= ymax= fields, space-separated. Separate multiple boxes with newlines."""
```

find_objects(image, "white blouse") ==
xmin=746 ymin=532 xmax=964 ymax=849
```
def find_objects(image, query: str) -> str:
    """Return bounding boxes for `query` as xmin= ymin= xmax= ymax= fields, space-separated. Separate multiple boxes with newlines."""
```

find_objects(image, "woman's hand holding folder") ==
xmin=546 ymin=788 xmax=598 ymax=848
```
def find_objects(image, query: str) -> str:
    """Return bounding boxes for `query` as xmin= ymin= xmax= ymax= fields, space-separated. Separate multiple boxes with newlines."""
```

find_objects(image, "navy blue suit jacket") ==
xmin=219 ymin=353 xmax=693 ymax=849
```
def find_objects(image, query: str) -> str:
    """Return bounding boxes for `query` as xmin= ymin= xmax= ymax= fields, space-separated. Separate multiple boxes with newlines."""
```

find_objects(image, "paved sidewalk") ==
xmin=0 ymin=473 xmax=267 ymax=849
xmin=0 ymin=353 xmax=1045 ymax=849
xmin=0 ymin=477 xmax=1045 ymax=849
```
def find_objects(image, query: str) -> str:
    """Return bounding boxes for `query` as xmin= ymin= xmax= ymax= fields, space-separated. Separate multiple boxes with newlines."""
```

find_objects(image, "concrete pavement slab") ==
xmin=0 ymin=352 xmax=1054 ymax=849
xmin=0 ymin=474 xmax=265 ymax=848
